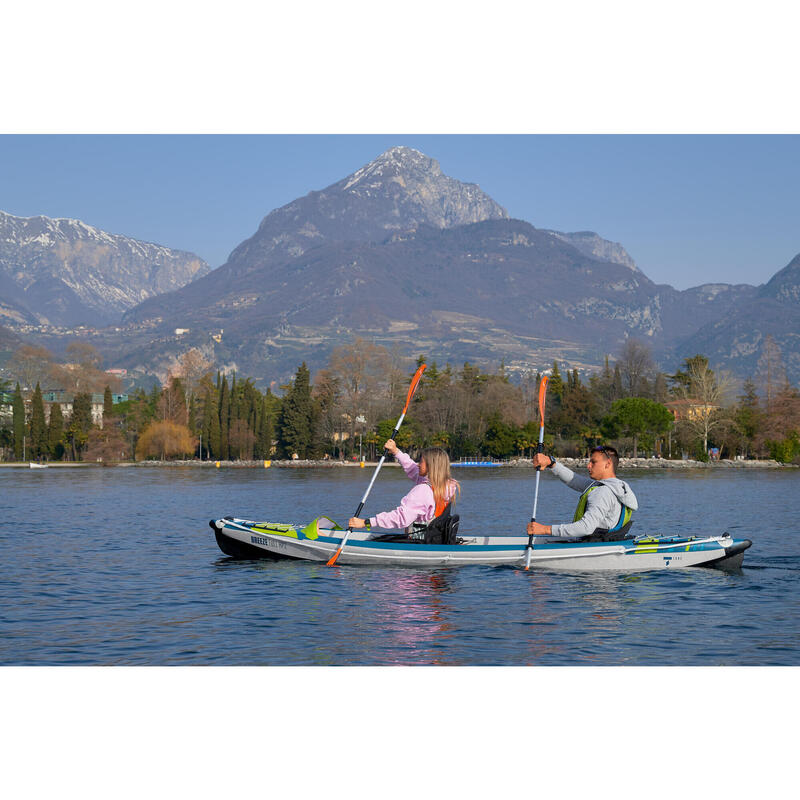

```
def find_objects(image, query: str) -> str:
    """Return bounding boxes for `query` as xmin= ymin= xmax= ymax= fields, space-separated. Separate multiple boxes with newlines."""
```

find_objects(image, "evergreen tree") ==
xmin=103 ymin=385 xmax=114 ymax=421
xmin=653 ymin=372 xmax=669 ymax=404
xmin=29 ymin=382 xmax=48 ymax=460
xmin=733 ymin=378 xmax=761 ymax=458
xmin=48 ymin=402 xmax=65 ymax=461
xmin=549 ymin=361 xmax=564 ymax=400
xmin=67 ymin=392 xmax=93 ymax=461
xmin=188 ymin=393 xmax=197 ymax=436
xmin=204 ymin=386 xmax=221 ymax=459
xmin=277 ymin=362 xmax=313 ymax=458
xmin=218 ymin=374 xmax=230 ymax=459
xmin=12 ymin=383 xmax=25 ymax=460
xmin=612 ymin=363 xmax=623 ymax=400
xmin=258 ymin=390 xmax=278 ymax=459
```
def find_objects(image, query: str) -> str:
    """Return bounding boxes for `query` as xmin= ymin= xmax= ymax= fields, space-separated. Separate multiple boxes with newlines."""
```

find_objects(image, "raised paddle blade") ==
xmin=326 ymin=365 xmax=427 ymax=568
xmin=526 ymin=375 xmax=549 ymax=570
xmin=537 ymin=375 xmax=549 ymax=425
xmin=402 ymin=363 xmax=426 ymax=415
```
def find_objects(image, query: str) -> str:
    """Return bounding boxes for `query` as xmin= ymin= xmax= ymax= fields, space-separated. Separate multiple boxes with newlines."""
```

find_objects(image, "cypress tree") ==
xmin=612 ymin=363 xmax=624 ymax=400
xmin=258 ymin=390 xmax=276 ymax=458
xmin=218 ymin=375 xmax=230 ymax=459
xmin=48 ymin=402 xmax=65 ymax=461
xmin=277 ymin=362 xmax=312 ymax=458
xmin=68 ymin=392 xmax=93 ymax=461
xmin=30 ymin=382 xmax=48 ymax=460
xmin=549 ymin=361 xmax=564 ymax=400
xmin=103 ymin=385 xmax=114 ymax=421
xmin=12 ymin=383 xmax=25 ymax=461
xmin=188 ymin=393 xmax=197 ymax=436
xmin=204 ymin=386 xmax=221 ymax=459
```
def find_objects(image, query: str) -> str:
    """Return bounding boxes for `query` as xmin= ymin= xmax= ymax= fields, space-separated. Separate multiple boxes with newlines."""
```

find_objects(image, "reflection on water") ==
xmin=1 ymin=466 xmax=798 ymax=665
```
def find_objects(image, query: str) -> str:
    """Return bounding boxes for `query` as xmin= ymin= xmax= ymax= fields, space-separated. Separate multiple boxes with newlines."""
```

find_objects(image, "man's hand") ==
xmin=527 ymin=521 xmax=552 ymax=536
xmin=533 ymin=453 xmax=553 ymax=470
xmin=349 ymin=517 xmax=366 ymax=529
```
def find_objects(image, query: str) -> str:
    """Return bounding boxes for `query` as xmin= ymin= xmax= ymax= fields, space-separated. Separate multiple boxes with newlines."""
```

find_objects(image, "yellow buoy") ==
xmin=264 ymin=460 xmax=271 ymax=468
xmin=215 ymin=461 xmax=220 ymax=468
xmin=360 ymin=460 xmax=365 ymax=468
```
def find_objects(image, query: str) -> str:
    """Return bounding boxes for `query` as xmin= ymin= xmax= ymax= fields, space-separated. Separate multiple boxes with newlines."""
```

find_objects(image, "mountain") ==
xmin=11 ymin=146 xmax=798 ymax=386
xmin=118 ymin=147 xmax=680 ymax=379
xmin=0 ymin=210 xmax=210 ymax=327
xmin=677 ymin=253 xmax=800 ymax=382
xmin=543 ymin=230 xmax=639 ymax=271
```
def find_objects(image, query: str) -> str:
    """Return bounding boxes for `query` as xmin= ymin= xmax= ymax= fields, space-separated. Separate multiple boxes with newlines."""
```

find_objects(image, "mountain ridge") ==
xmin=0 ymin=210 xmax=210 ymax=327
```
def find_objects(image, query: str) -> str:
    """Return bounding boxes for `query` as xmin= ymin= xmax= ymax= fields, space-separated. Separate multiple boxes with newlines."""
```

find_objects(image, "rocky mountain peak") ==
xmin=331 ymin=146 xmax=508 ymax=230
xmin=0 ymin=210 xmax=210 ymax=327
xmin=760 ymin=252 xmax=800 ymax=303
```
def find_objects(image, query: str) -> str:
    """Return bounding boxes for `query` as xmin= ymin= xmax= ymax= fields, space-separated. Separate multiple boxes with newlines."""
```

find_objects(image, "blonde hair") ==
xmin=420 ymin=447 xmax=460 ymax=508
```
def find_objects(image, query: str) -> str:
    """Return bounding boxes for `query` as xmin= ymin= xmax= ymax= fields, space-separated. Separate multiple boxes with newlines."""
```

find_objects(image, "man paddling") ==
xmin=526 ymin=445 xmax=638 ymax=539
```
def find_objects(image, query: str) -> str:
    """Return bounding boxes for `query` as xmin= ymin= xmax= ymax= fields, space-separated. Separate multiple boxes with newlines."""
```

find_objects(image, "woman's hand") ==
xmin=384 ymin=439 xmax=399 ymax=455
xmin=349 ymin=517 xmax=366 ymax=529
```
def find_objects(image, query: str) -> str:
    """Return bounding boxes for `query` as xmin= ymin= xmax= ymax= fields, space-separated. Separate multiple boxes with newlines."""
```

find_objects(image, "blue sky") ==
xmin=1 ymin=134 xmax=797 ymax=291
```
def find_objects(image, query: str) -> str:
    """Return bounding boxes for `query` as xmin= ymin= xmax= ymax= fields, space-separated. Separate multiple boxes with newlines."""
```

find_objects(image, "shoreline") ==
xmin=3 ymin=457 xmax=797 ymax=470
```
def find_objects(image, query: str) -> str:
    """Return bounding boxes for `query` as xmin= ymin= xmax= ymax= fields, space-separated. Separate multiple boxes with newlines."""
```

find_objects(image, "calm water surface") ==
xmin=2 ymin=465 xmax=798 ymax=665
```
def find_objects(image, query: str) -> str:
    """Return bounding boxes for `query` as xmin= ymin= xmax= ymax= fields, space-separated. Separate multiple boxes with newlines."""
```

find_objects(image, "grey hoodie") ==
xmin=548 ymin=460 xmax=639 ymax=538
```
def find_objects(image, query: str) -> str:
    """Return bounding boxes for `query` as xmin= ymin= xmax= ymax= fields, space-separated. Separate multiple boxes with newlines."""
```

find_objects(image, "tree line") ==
xmin=1 ymin=335 xmax=799 ymax=463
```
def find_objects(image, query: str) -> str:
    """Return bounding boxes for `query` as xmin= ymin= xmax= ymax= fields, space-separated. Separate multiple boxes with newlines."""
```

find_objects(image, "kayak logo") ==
xmin=251 ymin=535 xmax=270 ymax=546
xmin=663 ymin=556 xmax=673 ymax=565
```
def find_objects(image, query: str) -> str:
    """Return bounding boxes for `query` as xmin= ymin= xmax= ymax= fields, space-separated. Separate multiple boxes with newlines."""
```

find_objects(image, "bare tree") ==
xmin=327 ymin=338 xmax=393 ymax=451
xmin=616 ymin=338 xmax=654 ymax=397
xmin=756 ymin=335 xmax=787 ymax=414
xmin=169 ymin=348 xmax=214 ymax=399
xmin=674 ymin=358 xmax=735 ymax=454
xmin=6 ymin=345 xmax=55 ymax=390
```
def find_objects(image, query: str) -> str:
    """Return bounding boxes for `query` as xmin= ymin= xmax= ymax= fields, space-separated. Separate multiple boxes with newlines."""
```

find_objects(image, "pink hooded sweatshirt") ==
xmin=369 ymin=450 xmax=455 ymax=531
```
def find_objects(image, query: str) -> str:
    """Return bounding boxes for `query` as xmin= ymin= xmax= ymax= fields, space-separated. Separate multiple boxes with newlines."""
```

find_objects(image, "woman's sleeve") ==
xmin=395 ymin=450 xmax=421 ymax=482
xmin=369 ymin=485 xmax=434 ymax=530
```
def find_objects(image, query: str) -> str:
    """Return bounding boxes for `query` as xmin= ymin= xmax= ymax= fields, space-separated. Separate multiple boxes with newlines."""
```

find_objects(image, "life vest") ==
xmin=573 ymin=482 xmax=633 ymax=534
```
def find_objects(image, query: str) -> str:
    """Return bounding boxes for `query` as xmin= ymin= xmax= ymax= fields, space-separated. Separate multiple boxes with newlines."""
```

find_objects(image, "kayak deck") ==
xmin=210 ymin=517 xmax=752 ymax=571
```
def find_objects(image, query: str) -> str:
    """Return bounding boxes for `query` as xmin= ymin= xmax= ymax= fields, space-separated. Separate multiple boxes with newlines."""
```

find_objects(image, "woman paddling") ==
xmin=348 ymin=440 xmax=460 ymax=534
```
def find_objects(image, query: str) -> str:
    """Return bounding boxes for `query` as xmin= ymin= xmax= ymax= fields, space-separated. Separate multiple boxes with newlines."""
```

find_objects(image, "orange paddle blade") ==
xmin=402 ymin=363 xmax=427 ymax=414
xmin=326 ymin=547 xmax=343 ymax=567
xmin=538 ymin=375 xmax=549 ymax=423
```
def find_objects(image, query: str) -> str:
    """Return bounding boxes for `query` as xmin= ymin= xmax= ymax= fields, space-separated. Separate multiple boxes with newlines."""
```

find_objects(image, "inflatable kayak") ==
xmin=210 ymin=516 xmax=752 ymax=571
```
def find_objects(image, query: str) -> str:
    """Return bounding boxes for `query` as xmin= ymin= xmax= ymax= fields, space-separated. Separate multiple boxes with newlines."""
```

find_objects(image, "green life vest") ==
xmin=573 ymin=482 xmax=633 ymax=532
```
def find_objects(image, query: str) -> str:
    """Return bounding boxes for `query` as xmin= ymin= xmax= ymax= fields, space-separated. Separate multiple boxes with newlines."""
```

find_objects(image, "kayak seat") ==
xmin=410 ymin=503 xmax=461 ymax=545
xmin=570 ymin=520 xmax=635 ymax=543
xmin=375 ymin=504 xmax=463 ymax=545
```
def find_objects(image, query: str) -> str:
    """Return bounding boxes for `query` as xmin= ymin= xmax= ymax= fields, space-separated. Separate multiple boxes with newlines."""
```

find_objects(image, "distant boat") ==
xmin=29 ymin=462 xmax=48 ymax=469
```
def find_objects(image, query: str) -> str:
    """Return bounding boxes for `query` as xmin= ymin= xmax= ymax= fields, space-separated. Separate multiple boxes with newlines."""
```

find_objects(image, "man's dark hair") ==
xmin=592 ymin=445 xmax=619 ymax=473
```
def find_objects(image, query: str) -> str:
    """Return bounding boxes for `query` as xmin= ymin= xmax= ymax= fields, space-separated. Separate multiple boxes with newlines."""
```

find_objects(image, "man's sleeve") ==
xmin=551 ymin=461 xmax=594 ymax=493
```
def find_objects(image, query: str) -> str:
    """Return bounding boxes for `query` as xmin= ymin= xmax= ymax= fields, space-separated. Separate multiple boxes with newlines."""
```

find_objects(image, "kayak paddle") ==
xmin=525 ymin=375 xmax=549 ymax=570
xmin=326 ymin=362 xmax=427 ymax=566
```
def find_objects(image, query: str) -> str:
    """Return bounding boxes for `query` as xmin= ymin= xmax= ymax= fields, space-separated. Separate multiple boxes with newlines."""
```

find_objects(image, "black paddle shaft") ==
xmin=349 ymin=424 xmax=401 ymax=526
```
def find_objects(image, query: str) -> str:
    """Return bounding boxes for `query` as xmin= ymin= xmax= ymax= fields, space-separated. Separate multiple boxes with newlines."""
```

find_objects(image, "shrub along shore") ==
xmin=4 ymin=457 xmax=795 ymax=469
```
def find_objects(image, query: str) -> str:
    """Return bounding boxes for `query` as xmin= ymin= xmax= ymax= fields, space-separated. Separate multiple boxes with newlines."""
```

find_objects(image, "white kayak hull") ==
xmin=210 ymin=517 xmax=751 ymax=571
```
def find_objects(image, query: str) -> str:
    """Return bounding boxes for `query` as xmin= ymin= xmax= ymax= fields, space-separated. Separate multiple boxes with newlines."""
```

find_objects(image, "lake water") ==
xmin=2 ymin=464 xmax=798 ymax=665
